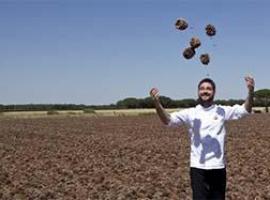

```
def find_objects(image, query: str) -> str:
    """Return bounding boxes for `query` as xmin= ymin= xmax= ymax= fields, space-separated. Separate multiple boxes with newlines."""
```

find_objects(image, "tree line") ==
xmin=0 ymin=88 xmax=269 ymax=112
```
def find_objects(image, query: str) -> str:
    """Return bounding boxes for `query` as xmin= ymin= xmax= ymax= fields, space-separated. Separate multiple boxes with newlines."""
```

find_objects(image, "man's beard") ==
xmin=197 ymin=95 xmax=214 ymax=107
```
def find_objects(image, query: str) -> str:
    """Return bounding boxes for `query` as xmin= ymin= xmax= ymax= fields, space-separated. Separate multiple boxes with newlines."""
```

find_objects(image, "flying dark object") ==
xmin=175 ymin=18 xmax=188 ymax=30
xmin=205 ymin=24 xmax=216 ymax=37
xmin=200 ymin=54 xmax=210 ymax=65
xmin=183 ymin=47 xmax=196 ymax=59
xmin=190 ymin=37 xmax=201 ymax=49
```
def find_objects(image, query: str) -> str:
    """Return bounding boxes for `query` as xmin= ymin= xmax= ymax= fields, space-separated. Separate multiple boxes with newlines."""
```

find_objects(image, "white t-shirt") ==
xmin=168 ymin=104 xmax=249 ymax=169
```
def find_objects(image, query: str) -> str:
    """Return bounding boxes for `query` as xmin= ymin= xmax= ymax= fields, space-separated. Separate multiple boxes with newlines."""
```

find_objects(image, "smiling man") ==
xmin=150 ymin=76 xmax=255 ymax=200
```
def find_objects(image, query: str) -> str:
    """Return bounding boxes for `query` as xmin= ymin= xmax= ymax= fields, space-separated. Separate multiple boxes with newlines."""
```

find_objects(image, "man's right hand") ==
xmin=150 ymin=88 xmax=159 ymax=100
xmin=149 ymin=87 xmax=170 ymax=125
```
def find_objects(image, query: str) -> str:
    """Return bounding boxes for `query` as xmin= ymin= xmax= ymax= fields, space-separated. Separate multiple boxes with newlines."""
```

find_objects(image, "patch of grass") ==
xmin=67 ymin=112 xmax=78 ymax=115
xmin=83 ymin=108 xmax=96 ymax=114
xmin=138 ymin=112 xmax=155 ymax=116
xmin=47 ymin=110 xmax=59 ymax=115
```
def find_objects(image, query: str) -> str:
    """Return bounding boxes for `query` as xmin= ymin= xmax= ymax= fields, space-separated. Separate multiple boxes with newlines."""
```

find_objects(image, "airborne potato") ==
xmin=175 ymin=18 xmax=188 ymax=30
xmin=205 ymin=24 xmax=216 ymax=37
xmin=200 ymin=54 xmax=210 ymax=65
xmin=183 ymin=47 xmax=195 ymax=59
xmin=190 ymin=37 xmax=201 ymax=49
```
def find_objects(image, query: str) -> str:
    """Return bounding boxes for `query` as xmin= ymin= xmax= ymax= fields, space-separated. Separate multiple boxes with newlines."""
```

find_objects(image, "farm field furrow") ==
xmin=0 ymin=114 xmax=270 ymax=199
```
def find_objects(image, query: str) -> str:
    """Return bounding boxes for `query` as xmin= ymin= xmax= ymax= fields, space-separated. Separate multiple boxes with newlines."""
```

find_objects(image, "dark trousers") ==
xmin=190 ymin=167 xmax=226 ymax=200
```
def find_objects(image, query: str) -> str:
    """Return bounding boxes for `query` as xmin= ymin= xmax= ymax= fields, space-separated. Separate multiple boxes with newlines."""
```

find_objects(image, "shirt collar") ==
xmin=196 ymin=104 xmax=216 ymax=111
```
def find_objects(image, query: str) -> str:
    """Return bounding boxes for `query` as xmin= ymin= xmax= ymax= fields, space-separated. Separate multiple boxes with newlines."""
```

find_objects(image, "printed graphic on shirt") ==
xmin=192 ymin=118 xmax=222 ymax=164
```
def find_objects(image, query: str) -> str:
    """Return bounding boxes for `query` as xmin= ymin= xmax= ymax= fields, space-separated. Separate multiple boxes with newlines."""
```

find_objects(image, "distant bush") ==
xmin=83 ymin=108 xmax=96 ymax=114
xmin=47 ymin=110 xmax=59 ymax=115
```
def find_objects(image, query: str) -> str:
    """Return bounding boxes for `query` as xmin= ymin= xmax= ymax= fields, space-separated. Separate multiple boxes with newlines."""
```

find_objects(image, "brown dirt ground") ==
xmin=0 ymin=114 xmax=270 ymax=200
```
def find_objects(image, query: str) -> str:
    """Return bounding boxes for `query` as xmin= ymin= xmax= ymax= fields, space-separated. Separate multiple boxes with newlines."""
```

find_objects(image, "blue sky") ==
xmin=0 ymin=0 xmax=269 ymax=105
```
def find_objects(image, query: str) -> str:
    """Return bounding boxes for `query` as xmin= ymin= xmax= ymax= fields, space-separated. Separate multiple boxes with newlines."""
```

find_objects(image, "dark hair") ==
xmin=198 ymin=78 xmax=216 ymax=91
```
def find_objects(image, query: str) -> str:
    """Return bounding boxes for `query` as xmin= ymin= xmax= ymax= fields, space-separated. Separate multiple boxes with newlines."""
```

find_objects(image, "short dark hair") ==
xmin=198 ymin=78 xmax=216 ymax=91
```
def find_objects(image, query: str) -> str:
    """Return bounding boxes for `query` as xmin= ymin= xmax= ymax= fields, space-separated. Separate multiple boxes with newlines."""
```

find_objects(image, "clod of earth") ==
xmin=175 ymin=18 xmax=188 ymax=31
xmin=190 ymin=37 xmax=201 ymax=49
xmin=200 ymin=54 xmax=210 ymax=65
xmin=183 ymin=47 xmax=195 ymax=59
xmin=205 ymin=24 xmax=216 ymax=37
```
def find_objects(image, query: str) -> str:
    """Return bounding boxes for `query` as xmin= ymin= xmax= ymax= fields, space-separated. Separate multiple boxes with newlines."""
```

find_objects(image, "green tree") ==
xmin=139 ymin=97 xmax=155 ymax=108
xmin=116 ymin=97 xmax=139 ymax=109
xmin=159 ymin=96 xmax=174 ymax=108
xmin=254 ymin=89 xmax=270 ymax=112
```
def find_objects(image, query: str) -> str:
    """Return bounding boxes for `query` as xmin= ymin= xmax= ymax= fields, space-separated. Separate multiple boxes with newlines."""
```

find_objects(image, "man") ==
xmin=149 ymin=76 xmax=255 ymax=200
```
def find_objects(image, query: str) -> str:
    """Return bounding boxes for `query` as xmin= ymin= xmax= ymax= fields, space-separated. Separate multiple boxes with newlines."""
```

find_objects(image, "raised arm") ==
xmin=244 ymin=76 xmax=255 ymax=113
xmin=149 ymin=88 xmax=171 ymax=125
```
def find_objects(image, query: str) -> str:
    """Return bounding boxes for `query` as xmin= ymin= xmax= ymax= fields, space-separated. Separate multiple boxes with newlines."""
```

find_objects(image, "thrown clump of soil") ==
xmin=205 ymin=24 xmax=216 ymax=37
xmin=175 ymin=18 xmax=188 ymax=30
xmin=183 ymin=47 xmax=196 ymax=59
xmin=200 ymin=54 xmax=210 ymax=65
xmin=190 ymin=37 xmax=201 ymax=49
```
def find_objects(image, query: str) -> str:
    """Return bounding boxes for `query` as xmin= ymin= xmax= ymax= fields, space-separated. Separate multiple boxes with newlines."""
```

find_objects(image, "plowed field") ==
xmin=0 ymin=114 xmax=270 ymax=199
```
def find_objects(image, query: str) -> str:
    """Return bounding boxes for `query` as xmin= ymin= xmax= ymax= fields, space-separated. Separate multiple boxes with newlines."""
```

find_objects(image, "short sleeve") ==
xmin=222 ymin=104 xmax=249 ymax=121
xmin=167 ymin=108 xmax=191 ymax=127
